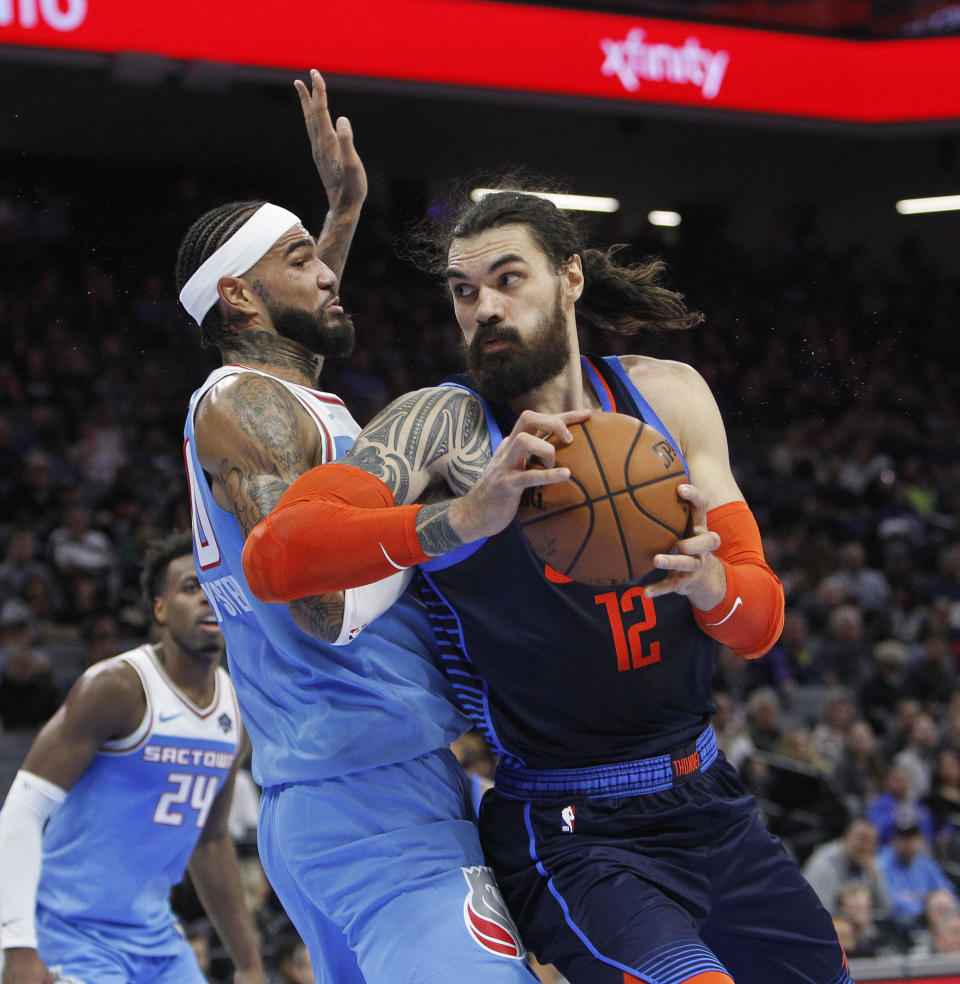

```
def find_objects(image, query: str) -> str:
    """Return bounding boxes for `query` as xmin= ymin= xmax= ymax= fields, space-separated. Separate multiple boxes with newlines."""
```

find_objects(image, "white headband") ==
xmin=179 ymin=203 xmax=303 ymax=325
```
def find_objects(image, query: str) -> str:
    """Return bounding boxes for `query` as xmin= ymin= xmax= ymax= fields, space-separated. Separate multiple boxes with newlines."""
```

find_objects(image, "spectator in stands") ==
xmin=882 ymin=698 xmax=923 ymax=760
xmin=904 ymin=632 xmax=956 ymax=714
xmin=866 ymin=763 xmax=936 ymax=846
xmin=186 ymin=919 xmax=221 ymax=984
xmin=819 ymin=540 xmax=892 ymax=615
xmin=46 ymin=505 xmax=120 ymax=608
xmin=931 ymin=912 xmax=960 ymax=954
xmin=909 ymin=887 xmax=960 ymax=956
xmin=0 ymin=601 xmax=60 ymax=731
xmin=802 ymin=817 xmax=893 ymax=921
xmin=834 ymin=882 xmax=887 ymax=957
xmin=744 ymin=686 xmax=783 ymax=754
xmin=0 ymin=530 xmax=53 ymax=602
xmin=751 ymin=608 xmax=823 ymax=691
xmin=831 ymin=719 xmax=886 ymax=819
xmin=711 ymin=691 xmax=753 ymax=771
xmin=924 ymin=746 xmax=960 ymax=859
xmin=893 ymin=711 xmax=941 ymax=800
xmin=925 ymin=542 xmax=960 ymax=604
xmin=858 ymin=638 xmax=909 ymax=745
xmin=830 ymin=915 xmax=857 ymax=959
xmin=273 ymin=936 xmax=314 ymax=984
xmin=811 ymin=689 xmax=857 ymax=773
xmin=819 ymin=603 xmax=872 ymax=689
xmin=877 ymin=811 xmax=958 ymax=930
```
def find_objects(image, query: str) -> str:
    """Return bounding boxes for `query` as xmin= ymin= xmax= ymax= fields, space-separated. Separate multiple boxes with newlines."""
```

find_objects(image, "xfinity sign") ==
xmin=601 ymin=28 xmax=730 ymax=100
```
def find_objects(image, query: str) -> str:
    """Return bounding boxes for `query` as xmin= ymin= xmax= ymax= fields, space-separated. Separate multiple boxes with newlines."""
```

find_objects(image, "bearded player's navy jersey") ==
xmin=419 ymin=355 xmax=718 ymax=770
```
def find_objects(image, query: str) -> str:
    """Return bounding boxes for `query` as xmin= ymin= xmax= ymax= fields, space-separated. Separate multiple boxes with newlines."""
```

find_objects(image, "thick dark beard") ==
xmin=270 ymin=301 xmax=356 ymax=359
xmin=465 ymin=288 xmax=570 ymax=403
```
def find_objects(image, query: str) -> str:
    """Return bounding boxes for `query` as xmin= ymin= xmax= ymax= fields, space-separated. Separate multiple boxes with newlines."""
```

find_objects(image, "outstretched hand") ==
xmin=294 ymin=68 xmax=367 ymax=211
xmin=643 ymin=483 xmax=726 ymax=610
xmin=448 ymin=408 xmax=591 ymax=544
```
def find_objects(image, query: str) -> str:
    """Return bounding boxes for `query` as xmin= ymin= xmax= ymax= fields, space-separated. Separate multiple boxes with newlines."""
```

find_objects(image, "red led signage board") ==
xmin=2 ymin=0 xmax=959 ymax=124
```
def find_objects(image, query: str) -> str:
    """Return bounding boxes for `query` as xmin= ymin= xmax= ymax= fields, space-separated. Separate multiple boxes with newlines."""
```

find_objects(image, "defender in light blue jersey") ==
xmin=0 ymin=532 xmax=264 ymax=984
xmin=174 ymin=71 xmax=537 ymax=984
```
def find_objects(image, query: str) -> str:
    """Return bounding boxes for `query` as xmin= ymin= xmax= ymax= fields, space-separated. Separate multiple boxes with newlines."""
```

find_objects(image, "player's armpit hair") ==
xmin=577 ymin=248 xmax=703 ymax=336
xmin=242 ymin=464 xmax=430 ymax=603
xmin=692 ymin=501 xmax=785 ymax=659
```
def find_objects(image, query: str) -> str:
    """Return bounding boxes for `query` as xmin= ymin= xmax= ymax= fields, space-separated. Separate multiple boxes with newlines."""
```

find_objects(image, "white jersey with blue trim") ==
xmin=35 ymin=644 xmax=239 ymax=952
xmin=183 ymin=366 xmax=468 ymax=789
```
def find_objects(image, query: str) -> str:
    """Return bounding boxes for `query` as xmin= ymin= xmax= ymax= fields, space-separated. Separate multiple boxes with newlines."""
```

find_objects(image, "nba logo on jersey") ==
xmin=561 ymin=804 xmax=575 ymax=833
xmin=461 ymin=866 xmax=526 ymax=959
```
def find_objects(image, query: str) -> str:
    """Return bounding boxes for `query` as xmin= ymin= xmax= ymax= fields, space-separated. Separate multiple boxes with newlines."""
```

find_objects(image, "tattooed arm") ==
xmin=348 ymin=388 xmax=590 ymax=555
xmin=239 ymin=388 xmax=589 ymax=601
xmin=193 ymin=372 xmax=347 ymax=642
xmin=295 ymin=69 xmax=367 ymax=283
xmin=346 ymin=386 xmax=492 ymax=556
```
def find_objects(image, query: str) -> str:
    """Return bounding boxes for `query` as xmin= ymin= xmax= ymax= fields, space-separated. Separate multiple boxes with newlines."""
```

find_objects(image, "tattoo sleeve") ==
xmin=347 ymin=387 xmax=492 ymax=556
xmin=214 ymin=376 xmax=345 ymax=641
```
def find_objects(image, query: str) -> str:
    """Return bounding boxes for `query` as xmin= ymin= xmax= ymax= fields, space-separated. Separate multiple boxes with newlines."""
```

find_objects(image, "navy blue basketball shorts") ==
xmin=480 ymin=733 xmax=853 ymax=984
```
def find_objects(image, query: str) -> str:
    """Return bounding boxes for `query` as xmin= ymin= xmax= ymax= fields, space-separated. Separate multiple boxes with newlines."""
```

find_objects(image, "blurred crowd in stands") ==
xmin=0 ymin=158 xmax=958 ymax=976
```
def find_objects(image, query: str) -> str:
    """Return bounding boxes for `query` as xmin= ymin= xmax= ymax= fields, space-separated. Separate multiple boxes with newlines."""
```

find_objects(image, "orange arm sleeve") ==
xmin=241 ymin=463 xmax=430 ymax=603
xmin=692 ymin=500 xmax=785 ymax=660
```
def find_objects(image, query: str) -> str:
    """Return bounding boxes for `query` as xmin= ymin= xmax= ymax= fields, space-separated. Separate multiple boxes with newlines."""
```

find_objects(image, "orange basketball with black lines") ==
xmin=517 ymin=411 xmax=690 ymax=586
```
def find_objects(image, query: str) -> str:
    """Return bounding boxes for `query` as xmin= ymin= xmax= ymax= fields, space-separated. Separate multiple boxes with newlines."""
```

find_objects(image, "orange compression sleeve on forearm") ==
xmin=692 ymin=500 xmax=785 ymax=660
xmin=241 ymin=463 xmax=431 ymax=603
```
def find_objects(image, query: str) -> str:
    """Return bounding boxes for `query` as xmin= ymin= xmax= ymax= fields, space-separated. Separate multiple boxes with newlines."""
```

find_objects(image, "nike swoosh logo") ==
xmin=708 ymin=596 xmax=743 ymax=627
xmin=379 ymin=543 xmax=407 ymax=570
xmin=158 ymin=712 xmax=181 ymax=723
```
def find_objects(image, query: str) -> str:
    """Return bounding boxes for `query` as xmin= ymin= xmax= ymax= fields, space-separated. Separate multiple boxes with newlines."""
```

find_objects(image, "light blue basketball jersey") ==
xmin=183 ymin=367 xmax=469 ymax=789
xmin=35 ymin=645 xmax=240 ymax=954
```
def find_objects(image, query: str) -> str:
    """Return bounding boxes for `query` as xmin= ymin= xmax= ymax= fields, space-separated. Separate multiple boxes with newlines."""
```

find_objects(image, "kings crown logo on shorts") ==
xmin=461 ymin=866 xmax=526 ymax=959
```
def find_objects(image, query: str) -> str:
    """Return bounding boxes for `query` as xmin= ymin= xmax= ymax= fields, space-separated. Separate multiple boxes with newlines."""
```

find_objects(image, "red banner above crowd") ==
xmin=2 ymin=0 xmax=959 ymax=124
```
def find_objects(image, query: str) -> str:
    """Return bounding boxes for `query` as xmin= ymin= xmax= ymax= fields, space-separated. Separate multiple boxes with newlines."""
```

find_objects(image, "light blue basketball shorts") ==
xmin=35 ymin=906 xmax=205 ymax=984
xmin=258 ymin=747 xmax=539 ymax=984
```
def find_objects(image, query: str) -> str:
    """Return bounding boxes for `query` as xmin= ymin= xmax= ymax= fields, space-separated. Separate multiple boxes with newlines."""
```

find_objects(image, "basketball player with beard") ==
xmin=242 ymin=190 xmax=854 ymax=984
xmin=177 ymin=74 xmax=538 ymax=984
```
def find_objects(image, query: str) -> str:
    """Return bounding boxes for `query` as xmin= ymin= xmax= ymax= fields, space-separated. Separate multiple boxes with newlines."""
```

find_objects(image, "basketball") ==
xmin=517 ymin=411 xmax=691 ymax=586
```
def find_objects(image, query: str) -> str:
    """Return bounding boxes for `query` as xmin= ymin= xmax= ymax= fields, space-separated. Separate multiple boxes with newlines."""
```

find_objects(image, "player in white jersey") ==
xmin=176 ymin=72 xmax=538 ymax=983
xmin=0 ymin=531 xmax=264 ymax=984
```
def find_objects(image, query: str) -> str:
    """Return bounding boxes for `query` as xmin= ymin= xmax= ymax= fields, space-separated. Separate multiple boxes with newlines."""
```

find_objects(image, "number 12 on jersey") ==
xmin=595 ymin=588 xmax=661 ymax=672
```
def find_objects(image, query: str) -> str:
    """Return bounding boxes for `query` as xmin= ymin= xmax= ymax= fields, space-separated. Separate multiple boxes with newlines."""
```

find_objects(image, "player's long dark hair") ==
xmin=140 ymin=529 xmax=194 ymax=608
xmin=407 ymin=183 xmax=702 ymax=335
xmin=175 ymin=200 xmax=264 ymax=347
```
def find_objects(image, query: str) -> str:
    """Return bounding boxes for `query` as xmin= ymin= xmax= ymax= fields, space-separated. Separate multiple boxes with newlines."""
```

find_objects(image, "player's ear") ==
xmin=563 ymin=254 xmax=584 ymax=302
xmin=217 ymin=275 xmax=259 ymax=317
xmin=153 ymin=596 xmax=167 ymax=626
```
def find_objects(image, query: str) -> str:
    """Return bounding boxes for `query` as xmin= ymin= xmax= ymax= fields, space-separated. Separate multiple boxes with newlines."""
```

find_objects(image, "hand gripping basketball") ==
xmin=517 ymin=411 xmax=691 ymax=586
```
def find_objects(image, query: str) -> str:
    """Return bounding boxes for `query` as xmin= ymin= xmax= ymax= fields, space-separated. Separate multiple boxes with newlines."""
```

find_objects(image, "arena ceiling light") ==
xmin=895 ymin=194 xmax=960 ymax=215
xmin=470 ymin=189 xmax=620 ymax=213
xmin=648 ymin=210 xmax=682 ymax=227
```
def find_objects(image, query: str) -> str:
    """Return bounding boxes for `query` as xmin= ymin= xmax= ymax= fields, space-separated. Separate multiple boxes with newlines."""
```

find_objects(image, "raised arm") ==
xmin=294 ymin=69 xmax=367 ymax=283
xmin=0 ymin=663 xmax=145 ymax=984
xmin=242 ymin=386 xmax=590 ymax=601
xmin=193 ymin=372 xmax=346 ymax=641
xmin=187 ymin=733 xmax=265 ymax=984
